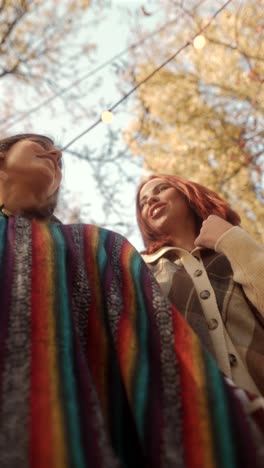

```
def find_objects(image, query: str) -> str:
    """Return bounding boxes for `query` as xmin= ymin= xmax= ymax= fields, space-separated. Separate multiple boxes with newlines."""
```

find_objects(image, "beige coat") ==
xmin=142 ymin=226 xmax=264 ymax=396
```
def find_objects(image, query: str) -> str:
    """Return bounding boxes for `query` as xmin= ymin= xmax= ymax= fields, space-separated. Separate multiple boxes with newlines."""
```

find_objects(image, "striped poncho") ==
xmin=0 ymin=214 xmax=263 ymax=468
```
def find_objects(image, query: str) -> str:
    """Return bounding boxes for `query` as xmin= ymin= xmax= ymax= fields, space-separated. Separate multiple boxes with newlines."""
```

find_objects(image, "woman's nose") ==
xmin=147 ymin=194 xmax=159 ymax=206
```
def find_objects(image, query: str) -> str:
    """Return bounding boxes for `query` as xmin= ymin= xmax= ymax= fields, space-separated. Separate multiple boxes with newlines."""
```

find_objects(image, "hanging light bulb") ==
xmin=101 ymin=110 xmax=113 ymax=124
xmin=193 ymin=35 xmax=206 ymax=49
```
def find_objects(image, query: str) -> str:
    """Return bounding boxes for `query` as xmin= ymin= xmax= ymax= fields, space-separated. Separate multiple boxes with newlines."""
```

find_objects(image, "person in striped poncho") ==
xmin=0 ymin=134 xmax=263 ymax=468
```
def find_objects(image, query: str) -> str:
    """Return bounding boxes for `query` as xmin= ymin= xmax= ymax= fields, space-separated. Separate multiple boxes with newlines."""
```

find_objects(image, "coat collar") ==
xmin=142 ymin=245 xmax=203 ymax=263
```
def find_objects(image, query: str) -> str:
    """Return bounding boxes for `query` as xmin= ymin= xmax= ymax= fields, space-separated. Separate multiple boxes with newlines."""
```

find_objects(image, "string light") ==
xmin=61 ymin=0 xmax=232 ymax=151
xmin=1 ymin=17 xmax=180 ymax=133
xmin=193 ymin=35 xmax=206 ymax=49
xmin=101 ymin=111 xmax=113 ymax=124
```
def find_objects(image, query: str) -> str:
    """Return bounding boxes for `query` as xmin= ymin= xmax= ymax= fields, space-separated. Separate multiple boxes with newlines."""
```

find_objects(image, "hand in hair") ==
xmin=194 ymin=215 xmax=233 ymax=250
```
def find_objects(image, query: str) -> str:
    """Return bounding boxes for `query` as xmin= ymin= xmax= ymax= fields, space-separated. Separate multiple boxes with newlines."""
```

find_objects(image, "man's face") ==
xmin=0 ymin=137 xmax=62 ymax=206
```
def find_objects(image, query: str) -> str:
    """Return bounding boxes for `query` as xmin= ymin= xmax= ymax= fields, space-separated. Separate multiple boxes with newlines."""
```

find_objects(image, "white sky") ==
xmin=2 ymin=1 xmax=162 ymax=251
xmin=3 ymin=1 xmax=261 ymax=247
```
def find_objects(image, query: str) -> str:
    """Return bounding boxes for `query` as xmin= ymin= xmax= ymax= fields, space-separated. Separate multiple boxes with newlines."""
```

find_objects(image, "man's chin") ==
xmin=19 ymin=190 xmax=59 ymax=221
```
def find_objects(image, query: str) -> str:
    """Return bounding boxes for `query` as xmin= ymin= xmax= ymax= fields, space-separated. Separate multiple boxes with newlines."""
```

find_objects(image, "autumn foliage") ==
xmin=125 ymin=0 xmax=264 ymax=242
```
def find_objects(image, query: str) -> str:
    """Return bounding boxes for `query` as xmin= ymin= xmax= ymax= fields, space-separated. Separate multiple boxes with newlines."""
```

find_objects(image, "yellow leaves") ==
xmin=3 ymin=0 xmax=29 ymax=9
xmin=80 ymin=0 xmax=91 ymax=9
xmin=124 ymin=0 xmax=264 ymax=242
xmin=248 ymin=68 xmax=264 ymax=83
xmin=68 ymin=0 xmax=91 ymax=14
xmin=0 ymin=0 xmax=94 ymax=80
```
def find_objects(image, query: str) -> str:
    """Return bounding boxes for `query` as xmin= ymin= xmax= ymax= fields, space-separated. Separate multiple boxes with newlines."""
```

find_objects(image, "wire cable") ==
xmin=61 ymin=0 xmax=232 ymax=151
xmin=1 ymin=17 xmax=181 ymax=132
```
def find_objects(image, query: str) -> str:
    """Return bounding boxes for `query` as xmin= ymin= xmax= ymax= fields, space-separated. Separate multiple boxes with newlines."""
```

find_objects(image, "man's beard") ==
xmin=19 ymin=189 xmax=59 ymax=221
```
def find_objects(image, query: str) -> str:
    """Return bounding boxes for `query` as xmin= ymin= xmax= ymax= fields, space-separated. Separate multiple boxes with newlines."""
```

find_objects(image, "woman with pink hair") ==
xmin=137 ymin=174 xmax=264 ymax=396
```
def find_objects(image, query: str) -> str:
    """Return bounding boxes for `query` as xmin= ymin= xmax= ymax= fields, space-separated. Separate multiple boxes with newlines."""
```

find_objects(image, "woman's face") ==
xmin=0 ymin=137 xmax=62 ymax=203
xmin=139 ymin=178 xmax=195 ymax=235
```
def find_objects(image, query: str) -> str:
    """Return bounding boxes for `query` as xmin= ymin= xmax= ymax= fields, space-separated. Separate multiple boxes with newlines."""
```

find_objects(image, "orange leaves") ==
xmin=248 ymin=69 xmax=264 ymax=83
xmin=124 ymin=0 xmax=264 ymax=242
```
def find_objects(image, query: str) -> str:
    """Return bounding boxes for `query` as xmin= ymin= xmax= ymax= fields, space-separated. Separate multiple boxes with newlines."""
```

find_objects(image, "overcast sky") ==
xmin=2 ymin=1 xmax=163 ymax=250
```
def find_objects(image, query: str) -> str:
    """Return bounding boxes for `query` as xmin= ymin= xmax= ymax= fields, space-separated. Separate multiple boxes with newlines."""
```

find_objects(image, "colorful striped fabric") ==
xmin=0 ymin=214 xmax=263 ymax=468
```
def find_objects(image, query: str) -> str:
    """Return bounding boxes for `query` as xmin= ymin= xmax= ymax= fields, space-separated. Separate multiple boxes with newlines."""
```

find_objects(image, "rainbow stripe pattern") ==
xmin=0 ymin=215 xmax=263 ymax=467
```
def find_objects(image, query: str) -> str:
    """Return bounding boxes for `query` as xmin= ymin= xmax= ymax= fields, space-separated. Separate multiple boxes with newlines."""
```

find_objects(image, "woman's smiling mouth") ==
xmin=150 ymin=203 xmax=166 ymax=218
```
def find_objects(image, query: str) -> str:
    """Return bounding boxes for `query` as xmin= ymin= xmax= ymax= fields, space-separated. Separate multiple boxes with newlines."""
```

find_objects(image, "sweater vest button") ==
xmin=194 ymin=269 xmax=203 ymax=277
xmin=207 ymin=318 xmax=218 ymax=330
xmin=200 ymin=290 xmax=210 ymax=299
xmin=229 ymin=353 xmax=237 ymax=367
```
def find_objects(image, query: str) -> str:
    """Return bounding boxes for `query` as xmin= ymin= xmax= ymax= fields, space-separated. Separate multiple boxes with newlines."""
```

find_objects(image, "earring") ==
xmin=0 ymin=204 xmax=13 ymax=217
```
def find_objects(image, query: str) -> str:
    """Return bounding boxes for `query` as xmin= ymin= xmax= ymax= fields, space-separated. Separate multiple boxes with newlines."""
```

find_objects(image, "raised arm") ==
xmin=195 ymin=215 xmax=264 ymax=315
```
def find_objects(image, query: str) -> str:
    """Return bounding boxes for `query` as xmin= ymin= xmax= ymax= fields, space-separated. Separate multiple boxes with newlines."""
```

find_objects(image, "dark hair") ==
xmin=0 ymin=134 xmax=54 ymax=152
xmin=136 ymin=174 xmax=241 ymax=253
